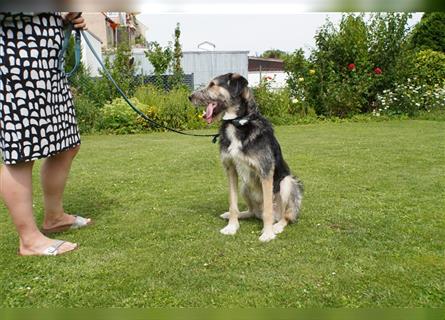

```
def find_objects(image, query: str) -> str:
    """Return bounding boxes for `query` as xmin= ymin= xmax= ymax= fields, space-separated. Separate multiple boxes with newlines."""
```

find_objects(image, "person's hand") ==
xmin=63 ymin=12 xmax=87 ymax=30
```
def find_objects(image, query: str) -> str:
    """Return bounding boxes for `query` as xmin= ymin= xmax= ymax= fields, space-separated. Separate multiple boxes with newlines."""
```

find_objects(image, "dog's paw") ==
xmin=220 ymin=212 xmax=230 ymax=220
xmin=259 ymin=230 xmax=276 ymax=242
xmin=220 ymin=223 xmax=239 ymax=235
xmin=272 ymin=221 xmax=286 ymax=234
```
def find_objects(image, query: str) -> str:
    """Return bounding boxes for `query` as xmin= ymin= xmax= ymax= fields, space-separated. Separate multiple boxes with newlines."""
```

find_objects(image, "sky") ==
xmin=138 ymin=13 xmax=423 ymax=56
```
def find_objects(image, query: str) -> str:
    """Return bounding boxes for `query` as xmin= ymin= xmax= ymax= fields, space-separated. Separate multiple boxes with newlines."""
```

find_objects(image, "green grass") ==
xmin=0 ymin=120 xmax=444 ymax=307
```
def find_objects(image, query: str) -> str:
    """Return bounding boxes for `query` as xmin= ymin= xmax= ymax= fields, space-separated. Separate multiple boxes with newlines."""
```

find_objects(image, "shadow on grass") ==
xmin=62 ymin=183 xmax=120 ymax=222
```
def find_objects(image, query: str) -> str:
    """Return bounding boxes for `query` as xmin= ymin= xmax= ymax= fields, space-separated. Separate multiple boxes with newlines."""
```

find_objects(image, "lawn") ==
xmin=0 ymin=120 xmax=444 ymax=307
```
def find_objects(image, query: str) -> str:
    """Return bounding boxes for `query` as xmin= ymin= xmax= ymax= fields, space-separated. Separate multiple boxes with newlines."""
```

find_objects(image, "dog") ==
xmin=189 ymin=73 xmax=303 ymax=242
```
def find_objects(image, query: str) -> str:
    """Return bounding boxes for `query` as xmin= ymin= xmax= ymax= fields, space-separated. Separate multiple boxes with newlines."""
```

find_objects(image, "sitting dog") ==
xmin=189 ymin=73 xmax=303 ymax=242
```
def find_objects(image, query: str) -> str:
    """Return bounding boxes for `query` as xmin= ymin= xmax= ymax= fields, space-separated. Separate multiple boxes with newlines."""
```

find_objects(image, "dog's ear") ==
xmin=228 ymin=73 xmax=248 ymax=98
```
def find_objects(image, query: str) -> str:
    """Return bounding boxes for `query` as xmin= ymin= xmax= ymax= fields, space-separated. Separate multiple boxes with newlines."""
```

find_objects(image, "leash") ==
xmin=59 ymin=18 xmax=220 ymax=143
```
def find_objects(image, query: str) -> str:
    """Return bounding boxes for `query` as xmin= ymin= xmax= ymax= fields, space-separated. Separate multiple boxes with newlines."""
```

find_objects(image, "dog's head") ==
xmin=189 ymin=73 xmax=254 ymax=124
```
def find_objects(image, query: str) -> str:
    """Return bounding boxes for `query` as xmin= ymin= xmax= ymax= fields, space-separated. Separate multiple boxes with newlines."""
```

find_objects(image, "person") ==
xmin=0 ymin=12 xmax=92 ymax=256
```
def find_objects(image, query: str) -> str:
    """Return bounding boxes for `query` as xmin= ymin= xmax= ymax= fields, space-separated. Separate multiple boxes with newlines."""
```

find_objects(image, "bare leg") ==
xmin=220 ymin=165 xmax=240 ymax=235
xmin=259 ymin=173 xmax=276 ymax=242
xmin=40 ymin=146 xmax=91 ymax=230
xmin=0 ymin=162 xmax=77 ymax=255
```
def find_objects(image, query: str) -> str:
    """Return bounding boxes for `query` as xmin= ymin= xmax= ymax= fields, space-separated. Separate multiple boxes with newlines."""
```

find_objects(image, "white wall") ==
xmin=248 ymin=71 xmax=288 ymax=89
xmin=81 ymin=31 xmax=103 ymax=77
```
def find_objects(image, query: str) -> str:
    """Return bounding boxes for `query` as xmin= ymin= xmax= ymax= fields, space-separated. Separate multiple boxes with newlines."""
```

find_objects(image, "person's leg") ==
xmin=0 ymin=161 xmax=77 ymax=255
xmin=41 ymin=145 xmax=91 ymax=230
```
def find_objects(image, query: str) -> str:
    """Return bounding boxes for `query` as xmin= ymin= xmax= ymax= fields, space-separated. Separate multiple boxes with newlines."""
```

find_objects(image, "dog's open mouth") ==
xmin=203 ymin=102 xmax=222 ymax=124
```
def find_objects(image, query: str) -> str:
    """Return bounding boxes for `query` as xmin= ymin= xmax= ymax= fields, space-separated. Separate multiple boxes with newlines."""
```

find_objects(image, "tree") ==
xmin=261 ymin=49 xmax=288 ymax=60
xmin=410 ymin=12 xmax=445 ymax=52
xmin=368 ymin=13 xmax=412 ymax=98
xmin=145 ymin=41 xmax=173 ymax=88
xmin=170 ymin=23 xmax=184 ymax=88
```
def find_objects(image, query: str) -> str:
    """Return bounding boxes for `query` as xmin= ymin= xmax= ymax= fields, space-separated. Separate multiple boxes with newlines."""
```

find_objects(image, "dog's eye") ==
xmin=209 ymin=82 xmax=215 ymax=88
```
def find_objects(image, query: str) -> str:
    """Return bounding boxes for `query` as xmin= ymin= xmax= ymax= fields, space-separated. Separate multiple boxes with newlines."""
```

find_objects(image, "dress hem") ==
xmin=1 ymin=141 xmax=82 ymax=165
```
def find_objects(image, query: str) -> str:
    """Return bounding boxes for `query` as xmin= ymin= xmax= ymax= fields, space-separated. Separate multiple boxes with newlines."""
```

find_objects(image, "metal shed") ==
xmin=131 ymin=49 xmax=249 ymax=89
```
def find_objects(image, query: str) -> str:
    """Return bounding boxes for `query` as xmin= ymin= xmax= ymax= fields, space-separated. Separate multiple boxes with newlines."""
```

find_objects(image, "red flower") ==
xmin=348 ymin=63 xmax=356 ymax=71
xmin=374 ymin=67 xmax=382 ymax=75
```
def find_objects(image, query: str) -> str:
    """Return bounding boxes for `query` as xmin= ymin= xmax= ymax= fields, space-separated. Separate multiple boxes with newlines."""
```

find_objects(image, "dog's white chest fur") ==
xmin=222 ymin=125 xmax=259 ymax=185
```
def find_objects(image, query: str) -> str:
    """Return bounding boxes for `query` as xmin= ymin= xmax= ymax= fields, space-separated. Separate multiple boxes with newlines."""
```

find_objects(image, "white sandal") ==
xmin=42 ymin=215 xmax=92 ymax=234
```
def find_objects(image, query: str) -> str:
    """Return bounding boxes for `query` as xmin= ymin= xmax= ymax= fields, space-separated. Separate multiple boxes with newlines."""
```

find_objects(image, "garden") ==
xmin=0 ymin=12 xmax=444 ymax=308
xmin=68 ymin=13 xmax=444 ymax=133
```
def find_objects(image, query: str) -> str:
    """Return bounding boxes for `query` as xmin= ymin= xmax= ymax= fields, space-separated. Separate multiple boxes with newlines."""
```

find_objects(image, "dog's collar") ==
xmin=222 ymin=115 xmax=250 ymax=128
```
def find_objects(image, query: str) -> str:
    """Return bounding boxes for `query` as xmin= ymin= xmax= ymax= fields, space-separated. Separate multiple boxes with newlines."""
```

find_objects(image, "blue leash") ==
xmin=59 ymin=25 xmax=219 ymax=143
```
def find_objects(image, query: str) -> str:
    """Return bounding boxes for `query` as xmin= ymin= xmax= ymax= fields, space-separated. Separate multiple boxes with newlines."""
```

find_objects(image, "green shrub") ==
xmin=253 ymin=81 xmax=292 ymax=118
xmin=135 ymin=84 xmax=206 ymax=130
xmin=413 ymin=49 xmax=445 ymax=86
xmin=69 ymin=42 xmax=136 ymax=108
xmin=323 ymin=79 xmax=365 ymax=117
xmin=100 ymin=97 xmax=154 ymax=134
xmin=253 ymin=79 xmax=316 ymax=124
xmin=410 ymin=12 xmax=445 ymax=52
xmin=70 ymin=67 xmax=111 ymax=107
xmin=73 ymin=94 xmax=103 ymax=134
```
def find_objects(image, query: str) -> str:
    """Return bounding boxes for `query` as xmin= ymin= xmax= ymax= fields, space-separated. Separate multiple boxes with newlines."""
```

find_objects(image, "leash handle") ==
xmin=58 ymin=13 xmax=82 ymax=77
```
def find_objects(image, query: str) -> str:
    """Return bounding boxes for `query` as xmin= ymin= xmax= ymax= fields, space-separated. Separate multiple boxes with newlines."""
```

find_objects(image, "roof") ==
xmin=184 ymin=50 xmax=250 ymax=54
xmin=131 ymin=48 xmax=249 ymax=55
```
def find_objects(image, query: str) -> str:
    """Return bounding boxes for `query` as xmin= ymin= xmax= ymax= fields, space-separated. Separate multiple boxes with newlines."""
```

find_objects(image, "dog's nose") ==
xmin=188 ymin=95 xmax=192 ymax=102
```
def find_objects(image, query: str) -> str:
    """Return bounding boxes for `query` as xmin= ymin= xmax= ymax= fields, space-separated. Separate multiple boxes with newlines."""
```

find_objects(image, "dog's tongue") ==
xmin=203 ymin=102 xmax=217 ymax=124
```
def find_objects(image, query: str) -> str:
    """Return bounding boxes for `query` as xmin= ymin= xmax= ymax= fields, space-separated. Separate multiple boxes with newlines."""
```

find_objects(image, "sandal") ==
xmin=42 ymin=215 xmax=92 ymax=235
xmin=18 ymin=240 xmax=78 ymax=256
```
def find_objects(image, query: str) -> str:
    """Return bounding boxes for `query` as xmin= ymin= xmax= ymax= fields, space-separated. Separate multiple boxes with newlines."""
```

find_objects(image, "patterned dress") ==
xmin=0 ymin=12 xmax=81 ymax=165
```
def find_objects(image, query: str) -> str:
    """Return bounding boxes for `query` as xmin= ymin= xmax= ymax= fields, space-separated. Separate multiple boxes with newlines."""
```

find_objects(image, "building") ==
xmin=132 ymin=49 xmax=249 ymax=89
xmin=77 ymin=12 xmax=148 ymax=76
xmin=82 ymin=12 xmax=148 ymax=49
xmin=248 ymin=56 xmax=288 ymax=88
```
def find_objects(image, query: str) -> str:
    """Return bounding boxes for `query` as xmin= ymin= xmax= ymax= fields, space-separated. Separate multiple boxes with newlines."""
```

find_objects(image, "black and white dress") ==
xmin=0 ymin=12 xmax=81 ymax=165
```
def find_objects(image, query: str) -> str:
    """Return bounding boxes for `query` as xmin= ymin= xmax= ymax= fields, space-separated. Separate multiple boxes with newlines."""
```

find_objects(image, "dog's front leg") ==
xmin=220 ymin=165 xmax=240 ymax=235
xmin=259 ymin=174 xmax=276 ymax=242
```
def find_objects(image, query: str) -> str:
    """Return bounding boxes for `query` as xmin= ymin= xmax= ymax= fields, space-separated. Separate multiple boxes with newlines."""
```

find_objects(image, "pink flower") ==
xmin=374 ymin=67 xmax=382 ymax=75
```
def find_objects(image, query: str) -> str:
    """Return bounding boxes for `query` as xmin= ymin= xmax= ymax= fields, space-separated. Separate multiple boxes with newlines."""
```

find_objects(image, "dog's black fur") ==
xmin=189 ymin=73 xmax=303 ymax=241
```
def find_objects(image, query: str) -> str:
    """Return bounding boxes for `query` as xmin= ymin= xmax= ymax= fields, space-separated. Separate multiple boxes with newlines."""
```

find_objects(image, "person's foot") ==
xmin=42 ymin=213 xmax=92 ymax=234
xmin=19 ymin=235 xmax=77 ymax=256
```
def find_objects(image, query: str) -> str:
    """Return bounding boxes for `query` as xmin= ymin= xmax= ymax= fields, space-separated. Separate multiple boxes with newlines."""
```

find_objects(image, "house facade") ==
xmin=248 ymin=56 xmax=288 ymax=88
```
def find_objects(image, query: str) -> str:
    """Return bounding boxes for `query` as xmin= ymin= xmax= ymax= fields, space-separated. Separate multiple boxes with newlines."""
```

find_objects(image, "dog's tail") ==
xmin=292 ymin=176 xmax=304 ymax=220
xmin=281 ymin=175 xmax=303 ymax=223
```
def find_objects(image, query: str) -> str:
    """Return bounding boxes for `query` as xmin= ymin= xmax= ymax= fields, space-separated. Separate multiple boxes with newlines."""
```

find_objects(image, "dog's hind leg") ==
xmin=220 ymin=210 xmax=254 ymax=220
xmin=221 ymin=181 xmax=262 ymax=220
xmin=273 ymin=176 xmax=303 ymax=234
xmin=220 ymin=165 xmax=240 ymax=235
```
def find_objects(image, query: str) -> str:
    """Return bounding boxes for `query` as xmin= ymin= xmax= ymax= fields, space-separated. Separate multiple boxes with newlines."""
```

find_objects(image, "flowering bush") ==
xmin=284 ymin=13 xmax=414 ymax=117
xmin=376 ymin=79 xmax=445 ymax=116
xmin=412 ymin=49 xmax=445 ymax=86
xmin=253 ymin=78 xmax=316 ymax=124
